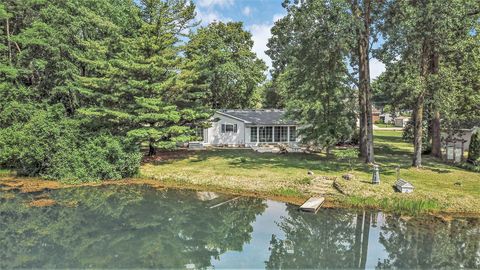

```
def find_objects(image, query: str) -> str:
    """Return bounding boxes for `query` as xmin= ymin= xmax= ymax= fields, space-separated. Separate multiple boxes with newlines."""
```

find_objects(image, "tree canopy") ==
xmin=0 ymin=0 xmax=264 ymax=181
xmin=185 ymin=21 xmax=266 ymax=109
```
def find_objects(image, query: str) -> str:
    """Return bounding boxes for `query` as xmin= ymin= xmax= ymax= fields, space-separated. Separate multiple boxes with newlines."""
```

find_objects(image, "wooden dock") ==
xmin=299 ymin=197 xmax=325 ymax=213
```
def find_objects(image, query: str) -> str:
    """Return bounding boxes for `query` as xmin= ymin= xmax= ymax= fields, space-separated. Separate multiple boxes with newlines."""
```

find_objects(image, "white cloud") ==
xmin=196 ymin=9 xmax=231 ymax=25
xmin=249 ymin=23 xmax=272 ymax=68
xmin=197 ymin=0 xmax=234 ymax=8
xmin=242 ymin=6 xmax=252 ymax=16
xmin=370 ymin=58 xmax=386 ymax=80
xmin=248 ymin=13 xmax=285 ymax=70
xmin=272 ymin=13 xmax=286 ymax=22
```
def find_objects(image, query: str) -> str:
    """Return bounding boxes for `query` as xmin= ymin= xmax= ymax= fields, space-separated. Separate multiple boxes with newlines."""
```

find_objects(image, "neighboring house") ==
xmin=372 ymin=106 xmax=381 ymax=123
xmin=394 ymin=116 xmax=411 ymax=127
xmin=355 ymin=105 xmax=382 ymax=127
xmin=195 ymin=109 xmax=300 ymax=147
xmin=379 ymin=113 xmax=393 ymax=124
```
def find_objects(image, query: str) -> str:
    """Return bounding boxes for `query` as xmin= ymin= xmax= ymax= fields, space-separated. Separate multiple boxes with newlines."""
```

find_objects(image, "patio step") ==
xmin=308 ymin=177 xmax=335 ymax=195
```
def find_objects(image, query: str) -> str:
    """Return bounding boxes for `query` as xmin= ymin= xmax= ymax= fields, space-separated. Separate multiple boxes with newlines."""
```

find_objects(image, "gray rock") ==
xmin=342 ymin=173 xmax=355 ymax=180
xmin=307 ymin=171 xmax=314 ymax=175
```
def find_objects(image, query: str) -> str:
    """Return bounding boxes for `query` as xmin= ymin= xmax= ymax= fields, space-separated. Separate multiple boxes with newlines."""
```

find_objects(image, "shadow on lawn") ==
xmin=146 ymin=131 xmax=455 ymax=176
xmin=184 ymin=149 xmax=360 ymax=173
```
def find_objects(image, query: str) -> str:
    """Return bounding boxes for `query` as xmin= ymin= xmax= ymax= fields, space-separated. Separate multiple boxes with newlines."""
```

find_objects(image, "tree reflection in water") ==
xmin=1 ymin=186 xmax=479 ymax=269
xmin=377 ymin=215 xmax=480 ymax=269
xmin=266 ymin=205 xmax=480 ymax=269
xmin=0 ymin=186 xmax=266 ymax=268
xmin=266 ymin=205 xmax=373 ymax=269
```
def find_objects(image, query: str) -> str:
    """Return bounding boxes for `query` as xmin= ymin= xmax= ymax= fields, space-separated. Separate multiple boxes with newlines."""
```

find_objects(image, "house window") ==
xmin=250 ymin=127 xmax=257 ymax=142
xmin=259 ymin=126 xmax=273 ymax=142
xmin=289 ymin=126 xmax=296 ymax=142
xmin=274 ymin=127 xmax=280 ymax=142
xmin=221 ymin=124 xmax=237 ymax=133
xmin=275 ymin=126 xmax=288 ymax=142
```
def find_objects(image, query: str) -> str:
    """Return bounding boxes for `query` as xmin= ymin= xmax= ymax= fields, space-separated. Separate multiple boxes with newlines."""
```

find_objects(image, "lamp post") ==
xmin=372 ymin=164 xmax=380 ymax=184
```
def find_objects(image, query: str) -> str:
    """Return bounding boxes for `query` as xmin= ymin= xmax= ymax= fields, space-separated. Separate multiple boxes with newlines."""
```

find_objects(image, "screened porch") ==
xmin=249 ymin=126 xmax=297 ymax=144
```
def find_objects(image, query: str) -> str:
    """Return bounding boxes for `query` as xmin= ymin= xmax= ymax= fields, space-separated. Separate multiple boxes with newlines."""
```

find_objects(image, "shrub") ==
xmin=467 ymin=128 xmax=480 ymax=165
xmin=0 ymin=106 xmax=141 ymax=182
xmin=335 ymin=148 xmax=359 ymax=171
xmin=44 ymin=135 xmax=141 ymax=182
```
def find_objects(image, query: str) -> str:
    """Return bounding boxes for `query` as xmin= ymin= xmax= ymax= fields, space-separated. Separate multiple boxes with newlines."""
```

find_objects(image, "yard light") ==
xmin=372 ymin=164 xmax=380 ymax=185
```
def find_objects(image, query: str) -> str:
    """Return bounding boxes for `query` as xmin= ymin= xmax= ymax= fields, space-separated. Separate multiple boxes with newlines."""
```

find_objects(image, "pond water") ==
xmin=0 ymin=185 xmax=479 ymax=269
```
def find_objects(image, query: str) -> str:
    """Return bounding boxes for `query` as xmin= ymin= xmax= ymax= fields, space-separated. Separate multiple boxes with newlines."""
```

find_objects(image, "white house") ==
xmin=195 ymin=109 xmax=300 ymax=147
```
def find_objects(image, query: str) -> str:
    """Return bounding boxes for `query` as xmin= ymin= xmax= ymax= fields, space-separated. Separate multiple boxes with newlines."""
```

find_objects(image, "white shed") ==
xmin=395 ymin=179 xmax=414 ymax=193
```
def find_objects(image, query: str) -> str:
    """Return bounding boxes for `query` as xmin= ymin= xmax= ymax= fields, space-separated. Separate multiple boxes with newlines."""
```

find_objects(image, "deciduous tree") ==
xmin=185 ymin=21 xmax=266 ymax=109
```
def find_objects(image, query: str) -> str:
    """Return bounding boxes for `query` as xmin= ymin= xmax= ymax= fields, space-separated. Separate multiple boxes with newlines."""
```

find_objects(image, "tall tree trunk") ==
xmin=6 ymin=17 xmax=12 ymax=64
xmin=353 ymin=0 xmax=367 ymax=160
xmin=430 ymin=52 xmax=441 ymax=158
xmin=412 ymin=93 xmax=424 ymax=167
xmin=356 ymin=0 xmax=374 ymax=163
xmin=358 ymin=85 xmax=367 ymax=159
xmin=148 ymin=140 xmax=156 ymax=156
xmin=431 ymin=110 xmax=442 ymax=157
xmin=413 ymin=40 xmax=432 ymax=167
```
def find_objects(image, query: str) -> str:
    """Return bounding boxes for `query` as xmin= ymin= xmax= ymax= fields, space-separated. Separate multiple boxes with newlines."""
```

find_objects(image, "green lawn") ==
xmin=141 ymin=130 xmax=480 ymax=215
xmin=0 ymin=168 xmax=12 ymax=177
xmin=374 ymin=123 xmax=395 ymax=128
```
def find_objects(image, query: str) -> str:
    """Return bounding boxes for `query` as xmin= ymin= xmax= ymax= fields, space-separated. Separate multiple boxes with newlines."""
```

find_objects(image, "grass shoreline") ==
xmin=1 ymin=173 xmax=479 ymax=218
xmin=1 ymin=131 xmax=479 ymax=217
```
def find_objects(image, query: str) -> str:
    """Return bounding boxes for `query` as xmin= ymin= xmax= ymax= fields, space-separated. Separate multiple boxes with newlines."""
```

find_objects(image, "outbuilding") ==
xmin=395 ymin=179 xmax=414 ymax=193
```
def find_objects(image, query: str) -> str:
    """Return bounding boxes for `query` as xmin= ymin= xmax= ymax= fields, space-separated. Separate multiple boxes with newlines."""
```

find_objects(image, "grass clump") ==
xmin=274 ymin=187 xmax=303 ymax=197
xmin=344 ymin=196 xmax=440 ymax=215
xmin=0 ymin=168 xmax=12 ymax=177
xmin=295 ymin=177 xmax=312 ymax=185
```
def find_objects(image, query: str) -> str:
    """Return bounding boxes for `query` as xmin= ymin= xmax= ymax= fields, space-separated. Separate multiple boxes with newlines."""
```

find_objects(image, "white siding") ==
xmin=245 ymin=126 xmax=252 ymax=144
xmin=204 ymin=113 xmax=246 ymax=146
xmin=199 ymin=112 xmax=301 ymax=147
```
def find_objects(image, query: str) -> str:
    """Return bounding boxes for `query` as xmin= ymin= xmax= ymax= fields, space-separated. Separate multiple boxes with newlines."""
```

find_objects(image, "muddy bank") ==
xmin=0 ymin=177 xmax=307 ymax=206
xmin=1 ymin=177 xmax=478 ymax=218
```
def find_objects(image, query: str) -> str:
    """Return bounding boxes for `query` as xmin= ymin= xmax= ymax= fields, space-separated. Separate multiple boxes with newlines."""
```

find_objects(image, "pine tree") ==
xmin=77 ymin=0 xmax=210 ymax=155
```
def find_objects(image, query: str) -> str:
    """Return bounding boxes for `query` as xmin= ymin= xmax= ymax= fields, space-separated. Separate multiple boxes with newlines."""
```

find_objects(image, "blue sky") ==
xmin=193 ymin=0 xmax=385 ymax=79
xmin=193 ymin=0 xmax=286 ymax=70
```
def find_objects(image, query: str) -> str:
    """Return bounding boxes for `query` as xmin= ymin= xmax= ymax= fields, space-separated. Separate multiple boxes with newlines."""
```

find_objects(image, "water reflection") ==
xmin=0 ymin=186 xmax=266 ymax=268
xmin=266 ymin=205 xmax=480 ymax=269
xmin=0 ymin=186 xmax=479 ymax=269
xmin=377 ymin=215 xmax=480 ymax=269
xmin=265 ymin=206 xmax=373 ymax=269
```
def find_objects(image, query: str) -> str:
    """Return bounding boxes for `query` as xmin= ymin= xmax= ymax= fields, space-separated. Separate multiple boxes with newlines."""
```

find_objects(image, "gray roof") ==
xmin=395 ymin=179 xmax=414 ymax=188
xmin=217 ymin=109 xmax=296 ymax=125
